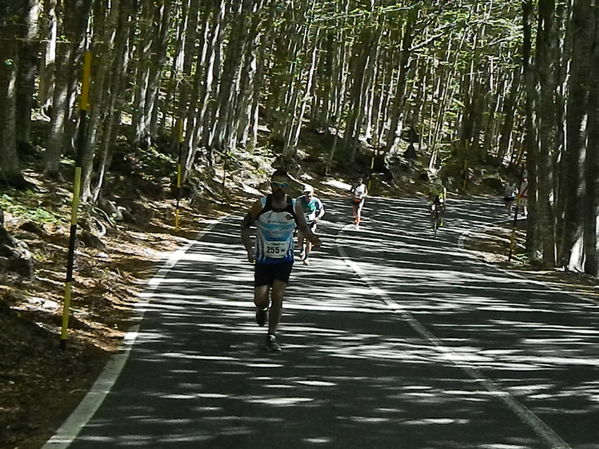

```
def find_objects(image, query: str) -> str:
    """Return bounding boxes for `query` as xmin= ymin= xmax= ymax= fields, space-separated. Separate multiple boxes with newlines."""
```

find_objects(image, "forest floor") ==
xmin=1 ymin=153 xmax=598 ymax=449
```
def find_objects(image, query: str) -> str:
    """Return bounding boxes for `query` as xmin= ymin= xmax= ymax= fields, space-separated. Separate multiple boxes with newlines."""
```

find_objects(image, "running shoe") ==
xmin=255 ymin=307 xmax=268 ymax=326
xmin=265 ymin=333 xmax=281 ymax=351
xmin=303 ymin=258 xmax=311 ymax=265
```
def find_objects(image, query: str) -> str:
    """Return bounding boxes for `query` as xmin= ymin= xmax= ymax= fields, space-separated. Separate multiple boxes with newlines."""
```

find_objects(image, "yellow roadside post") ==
xmin=61 ymin=51 xmax=92 ymax=349
xmin=174 ymin=119 xmax=184 ymax=231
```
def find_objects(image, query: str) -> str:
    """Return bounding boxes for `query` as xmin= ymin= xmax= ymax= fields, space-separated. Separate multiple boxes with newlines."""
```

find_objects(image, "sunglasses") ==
xmin=271 ymin=181 xmax=289 ymax=188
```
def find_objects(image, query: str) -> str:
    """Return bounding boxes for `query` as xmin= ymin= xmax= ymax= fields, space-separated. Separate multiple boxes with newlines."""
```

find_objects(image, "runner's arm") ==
xmin=241 ymin=200 xmax=262 ymax=262
xmin=316 ymin=199 xmax=325 ymax=220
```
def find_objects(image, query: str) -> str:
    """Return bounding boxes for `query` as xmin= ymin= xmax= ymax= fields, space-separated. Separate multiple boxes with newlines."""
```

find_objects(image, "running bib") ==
xmin=264 ymin=241 xmax=289 ymax=258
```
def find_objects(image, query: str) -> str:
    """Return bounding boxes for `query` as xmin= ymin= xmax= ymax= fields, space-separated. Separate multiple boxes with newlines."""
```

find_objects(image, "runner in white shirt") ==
xmin=296 ymin=184 xmax=325 ymax=265
xmin=350 ymin=177 xmax=368 ymax=229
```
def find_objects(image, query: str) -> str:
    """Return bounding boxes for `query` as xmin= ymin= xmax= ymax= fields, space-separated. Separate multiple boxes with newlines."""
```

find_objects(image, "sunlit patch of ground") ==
xmin=463 ymin=220 xmax=599 ymax=302
xmin=0 ymin=190 xmax=224 ymax=448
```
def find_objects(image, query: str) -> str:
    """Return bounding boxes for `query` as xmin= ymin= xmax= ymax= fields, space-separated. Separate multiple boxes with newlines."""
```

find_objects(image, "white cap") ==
xmin=303 ymin=184 xmax=314 ymax=193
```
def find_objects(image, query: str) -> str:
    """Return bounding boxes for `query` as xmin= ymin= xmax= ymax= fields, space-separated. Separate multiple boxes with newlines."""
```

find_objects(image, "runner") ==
xmin=427 ymin=175 xmax=447 ymax=228
xmin=296 ymin=184 xmax=325 ymax=265
xmin=350 ymin=177 xmax=368 ymax=229
xmin=517 ymin=177 xmax=528 ymax=216
xmin=241 ymin=170 xmax=321 ymax=351
xmin=503 ymin=181 xmax=517 ymax=216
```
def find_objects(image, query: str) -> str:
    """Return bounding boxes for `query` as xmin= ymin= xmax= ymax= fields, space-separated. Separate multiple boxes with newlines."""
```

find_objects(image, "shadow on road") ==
xmin=56 ymin=198 xmax=599 ymax=449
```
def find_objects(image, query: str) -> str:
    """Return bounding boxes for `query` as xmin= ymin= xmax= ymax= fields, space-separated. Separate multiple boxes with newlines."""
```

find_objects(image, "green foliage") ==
xmin=0 ymin=193 xmax=66 ymax=226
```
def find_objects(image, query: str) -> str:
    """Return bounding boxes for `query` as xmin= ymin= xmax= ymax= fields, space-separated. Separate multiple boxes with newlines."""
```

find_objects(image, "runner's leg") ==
xmin=304 ymin=223 xmax=315 ymax=261
xmin=297 ymin=230 xmax=306 ymax=259
xmin=254 ymin=286 xmax=269 ymax=309
xmin=304 ymin=241 xmax=312 ymax=260
xmin=268 ymin=280 xmax=287 ymax=335
xmin=356 ymin=200 xmax=364 ymax=226
xmin=254 ymin=284 xmax=270 ymax=327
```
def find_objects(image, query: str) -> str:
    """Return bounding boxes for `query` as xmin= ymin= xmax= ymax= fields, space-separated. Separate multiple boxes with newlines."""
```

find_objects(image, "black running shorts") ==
xmin=254 ymin=261 xmax=294 ymax=287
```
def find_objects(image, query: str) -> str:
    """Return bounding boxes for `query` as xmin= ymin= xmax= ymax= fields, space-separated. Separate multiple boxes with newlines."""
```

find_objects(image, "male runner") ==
xmin=296 ymin=184 xmax=325 ymax=265
xmin=503 ymin=181 xmax=517 ymax=215
xmin=241 ymin=170 xmax=321 ymax=351
xmin=427 ymin=175 xmax=447 ymax=227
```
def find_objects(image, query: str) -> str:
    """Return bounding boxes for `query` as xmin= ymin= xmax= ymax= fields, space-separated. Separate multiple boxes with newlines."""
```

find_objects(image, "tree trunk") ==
xmin=148 ymin=1 xmax=173 ymax=139
xmin=0 ymin=1 xmax=27 ymax=188
xmin=15 ymin=0 xmax=39 ymax=153
xmin=130 ymin=0 xmax=157 ymax=146
xmin=343 ymin=23 xmax=379 ymax=163
xmin=38 ymin=0 xmax=58 ymax=113
xmin=384 ymin=5 xmax=417 ymax=154
xmin=90 ymin=0 xmax=132 ymax=202
xmin=583 ymin=3 xmax=599 ymax=275
xmin=0 ymin=22 xmax=23 ymax=187
xmin=211 ymin=0 xmax=253 ymax=153
xmin=194 ymin=0 xmax=226 ymax=168
xmin=497 ymin=67 xmax=522 ymax=163
xmin=560 ymin=0 xmax=592 ymax=270
xmin=521 ymin=0 xmax=541 ymax=261
xmin=44 ymin=0 xmax=92 ymax=177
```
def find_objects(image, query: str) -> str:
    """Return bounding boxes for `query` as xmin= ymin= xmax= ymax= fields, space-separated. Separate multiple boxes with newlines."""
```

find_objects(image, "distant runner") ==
xmin=296 ymin=184 xmax=325 ymax=265
xmin=517 ymin=177 xmax=528 ymax=216
xmin=503 ymin=181 xmax=517 ymax=216
xmin=427 ymin=175 xmax=447 ymax=228
xmin=241 ymin=170 xmax=321 ymax=351
xmin=350 ymin=177 xmax=368 ymax=229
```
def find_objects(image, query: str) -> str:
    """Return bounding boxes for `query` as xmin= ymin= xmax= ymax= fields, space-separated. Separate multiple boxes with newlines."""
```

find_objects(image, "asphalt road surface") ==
xmin=44 ymin=196 xmax=599 ymax=449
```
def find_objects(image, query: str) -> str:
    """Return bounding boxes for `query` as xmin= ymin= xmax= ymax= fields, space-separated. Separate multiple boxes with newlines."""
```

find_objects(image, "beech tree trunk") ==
xmin=15 ymin=0 xmax=39 ymax=153
xmin=44 ymin=0 xmax=92 ymax=178
xmin=583 ymin=3 xmax=599 ymax=275
xmin=0 ymin=0 xmax=28 ymax=188
xmin=560 ymin=0 xmax=592 ymax=270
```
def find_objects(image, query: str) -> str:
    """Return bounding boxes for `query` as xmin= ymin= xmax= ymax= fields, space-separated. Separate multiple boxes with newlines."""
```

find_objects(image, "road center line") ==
xmin=336 ymin=224 xmax=571 ymax=449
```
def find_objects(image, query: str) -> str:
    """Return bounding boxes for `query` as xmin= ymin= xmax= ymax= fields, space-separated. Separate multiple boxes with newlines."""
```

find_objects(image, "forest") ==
xmin=2 ymin=1 xmax=599 ymax=447
xmin=1 ymin=0 xmax=599 ymax=275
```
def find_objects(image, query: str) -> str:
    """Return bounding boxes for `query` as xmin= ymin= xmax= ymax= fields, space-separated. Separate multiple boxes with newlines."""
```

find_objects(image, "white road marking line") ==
xmin=42 ymin=219 xmax=223 ymax=448
xmin=336 ymin=223 xmax=571 ymax=449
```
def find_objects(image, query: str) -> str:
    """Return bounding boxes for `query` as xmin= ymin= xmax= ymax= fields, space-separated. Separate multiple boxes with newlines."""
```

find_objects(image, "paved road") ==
xmin=44 ymin=196 xmax=599 ymax=449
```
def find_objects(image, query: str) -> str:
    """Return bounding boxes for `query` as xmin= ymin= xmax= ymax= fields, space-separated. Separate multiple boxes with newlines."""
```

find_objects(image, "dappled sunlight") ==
xmin=59 ymin=201 xmax=599 ymax=448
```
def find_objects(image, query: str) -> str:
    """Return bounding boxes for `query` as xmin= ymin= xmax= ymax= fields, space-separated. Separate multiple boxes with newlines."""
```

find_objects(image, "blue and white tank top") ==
xmin=255 ymin=195 xmax=297 ymax=264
